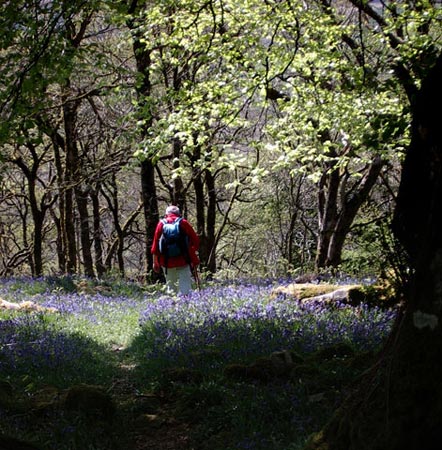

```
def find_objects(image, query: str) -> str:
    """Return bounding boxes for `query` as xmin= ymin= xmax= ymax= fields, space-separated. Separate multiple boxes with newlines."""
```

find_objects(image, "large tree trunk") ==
xmin=306 ymin=54 xmax=442 ymax=450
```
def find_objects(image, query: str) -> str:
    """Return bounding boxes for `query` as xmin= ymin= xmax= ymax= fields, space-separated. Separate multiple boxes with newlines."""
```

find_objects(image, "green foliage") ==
xmin=0 ymin=0 xmax=124 ymax=145
xmin=1 ymin=0 xmax=441 ymax=279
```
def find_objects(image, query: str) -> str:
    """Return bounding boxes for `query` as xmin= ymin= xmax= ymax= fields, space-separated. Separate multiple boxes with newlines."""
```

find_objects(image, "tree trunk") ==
xmin=191 ymin=145 xmax=217 ymax=274
xmin=49 ymin=129 xmax=66 ymax=273
xmin=140 ymin=158 xmax=160 ymax=280
xmin=315 ymin=154 xmax=384 ymax=270
xmin=128 ymin=12 xmax=160 ymax=281
xmin=192 ymin=149 xmax=207 ymax=258
xmin=305 ymin=53 xmax=442 ymax=450
xmin=286 ymin=175 xmax=304 ymax=268
xmin=205 ymin=169 xmax=217 ymax=273
xmin=62 ymin=92 xmax=78 ymax=274
xmin=11 ymin=154 xmax=45 ymax=276
xmin=75 ymin=186 xmax=95 ymax=277
xmin=172 ymin=138 xmax=186 ymax=209
xmin=326 ymin=155 xmax=384 ymax=267
xmin=315 ymin=165 xmax=339 ymax=269
xmin=91 ymin=188 xmax=105 ymax=278
xmin=102 ymin=174 xmax=126 ymax=277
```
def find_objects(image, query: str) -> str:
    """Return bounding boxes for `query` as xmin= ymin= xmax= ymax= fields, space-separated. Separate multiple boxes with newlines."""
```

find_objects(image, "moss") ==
xmin=273 ymin=283 xmax=341 ymax=300
xmin=273 ymin=282 xmax=399 ymax=308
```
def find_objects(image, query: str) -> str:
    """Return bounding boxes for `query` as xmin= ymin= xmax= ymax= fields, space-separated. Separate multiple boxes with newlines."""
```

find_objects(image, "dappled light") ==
xmin=1 ymin=0 xmax=441 ymax=448
xmin=1 ymin=277 xmax=397 ymax=449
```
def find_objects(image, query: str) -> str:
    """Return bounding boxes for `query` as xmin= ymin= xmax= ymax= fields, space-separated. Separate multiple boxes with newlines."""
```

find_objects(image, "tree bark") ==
xmin=91 ymin=187 xmax=106 ymax=278
xmin=315 ymin=162 xmax=340 ymax=269
xmin=49 ymin=127 xmax=66 ymax=272
xmin=191 ymin=145 xmax=217 ymax=274
xmin=11 ymin=150 xmax=46 ymax=276
xmin=140 ymin=158 xmax=160 ymax=280
xmin=171 ymin=138 xmax=186 ymax=209
xmin=305 ymin=53 xmax=442 ymax=450
xmin=326 ymin=155 xmax=384 ymax=267
xmin=205 ymin=169 xmax=217 ymax=273
xmin=75 ymin=186 xmax=95 ymax=277
xmin=315 ymin=154 xmax=384 ymax=270
xmin=127 ymin=8 xmax=160 ymax=281
xmin=62 ymin=91 xmax=79 ymax=274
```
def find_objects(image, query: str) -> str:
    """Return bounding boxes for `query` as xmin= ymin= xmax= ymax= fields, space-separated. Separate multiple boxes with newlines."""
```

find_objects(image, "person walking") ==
xmin=151 ymin=205 xmax=200 ymax=295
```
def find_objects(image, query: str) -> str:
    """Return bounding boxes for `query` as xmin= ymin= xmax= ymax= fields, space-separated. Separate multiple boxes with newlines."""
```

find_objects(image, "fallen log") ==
xmin=0 ymin=298 xmax=57 ymax=313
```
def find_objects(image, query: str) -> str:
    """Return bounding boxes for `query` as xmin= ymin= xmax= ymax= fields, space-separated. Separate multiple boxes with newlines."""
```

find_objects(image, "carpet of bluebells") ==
xmin=0 ymin=276 xmax=398 ymax=450
xmin=0 ymin=277 xmax=146 ymax=386
xmin=136 ymin=283 xmax=395 ymax=373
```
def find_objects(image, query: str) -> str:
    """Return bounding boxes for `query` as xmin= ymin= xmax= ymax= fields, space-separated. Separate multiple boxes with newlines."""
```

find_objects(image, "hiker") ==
xmin=151 ymin=205 xmax=200 ymax=295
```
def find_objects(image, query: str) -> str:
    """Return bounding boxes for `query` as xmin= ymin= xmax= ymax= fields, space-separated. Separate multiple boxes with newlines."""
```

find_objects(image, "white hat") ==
xmin=165 ymin=205 xmax=181 ymax=216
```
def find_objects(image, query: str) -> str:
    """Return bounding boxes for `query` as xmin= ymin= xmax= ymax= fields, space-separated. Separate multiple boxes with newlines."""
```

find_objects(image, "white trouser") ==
xmin=163 ymin=265 xmax=192 ymax=295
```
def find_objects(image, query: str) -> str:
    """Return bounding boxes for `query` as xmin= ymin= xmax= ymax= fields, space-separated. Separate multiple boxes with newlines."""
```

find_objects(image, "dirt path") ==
xmin=111 ymin=350 xmax=194 ymax=450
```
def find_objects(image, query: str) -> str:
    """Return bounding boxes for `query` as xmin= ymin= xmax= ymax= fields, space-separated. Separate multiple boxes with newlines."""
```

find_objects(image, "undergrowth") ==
xmin=0 ymin=276 xmax=397 ymax=450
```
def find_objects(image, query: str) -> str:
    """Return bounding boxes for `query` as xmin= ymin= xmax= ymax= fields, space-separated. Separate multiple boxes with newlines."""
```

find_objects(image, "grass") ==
xmin=0 ymin=276 xmax=397 ymax=450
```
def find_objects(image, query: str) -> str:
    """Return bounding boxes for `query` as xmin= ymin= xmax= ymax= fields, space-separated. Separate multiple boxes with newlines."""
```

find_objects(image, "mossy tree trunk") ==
xmin=306 ymin=53 xmax=442 ymax=450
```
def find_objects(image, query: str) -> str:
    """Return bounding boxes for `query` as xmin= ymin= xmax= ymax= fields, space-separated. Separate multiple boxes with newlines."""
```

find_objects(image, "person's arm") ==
xmin=151 ymin=221 xmax=163 ymax=272
xmin=153 ymin=254 xmax=161 ymax=273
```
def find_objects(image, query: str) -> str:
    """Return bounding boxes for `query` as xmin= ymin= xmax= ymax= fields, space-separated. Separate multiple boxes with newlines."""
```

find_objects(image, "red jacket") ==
xmin=151 ymin=214 xmax=200 ymax=268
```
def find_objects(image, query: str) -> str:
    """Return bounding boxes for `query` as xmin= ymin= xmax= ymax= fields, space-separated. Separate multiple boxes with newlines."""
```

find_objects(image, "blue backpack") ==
xmin=159 ymin=217 xmax=188 ymax=259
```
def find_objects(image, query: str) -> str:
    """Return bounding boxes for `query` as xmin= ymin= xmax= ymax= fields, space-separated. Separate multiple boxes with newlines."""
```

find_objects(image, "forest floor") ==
xmin=0 ymin=277 xmax=396 ymax=450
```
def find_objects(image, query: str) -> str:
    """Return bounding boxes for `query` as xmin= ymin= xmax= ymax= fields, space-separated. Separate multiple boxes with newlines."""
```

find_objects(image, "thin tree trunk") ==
xmin=192 ymin=149 xmax=207 ymax=263
xmin=315 ymin=153 xmax=384 ymax=270
xmin=140 ymin=158 xmax=159 ymax=280
xmin=315 ymin=166 xmax=340 ymax=269
xmin=128 ymin=11 xmax=160 ymax=281
xmin=62 ymin=91 xmax=78 ymax=274
xmin=172 ymin=138 xmax=186 ymax=209
xmin=50 ymin=129 xmax=66 ymax=272
xmin=325 ymin=155 xmax=384 ymax=267
xmin=287 ymin=175 xmax=303 ymax=267
xmin=205 ymin=169 xmax=217 ymax=273
xmin=103 ymin=203 xmax=143 ymax=271
xmin=75 ymin=187 xmax=95 ymax=277
xmin=11 ymin=155 xmax=45 ymax=276
xmin=91 ymin=188 xmax=105 ymax=278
